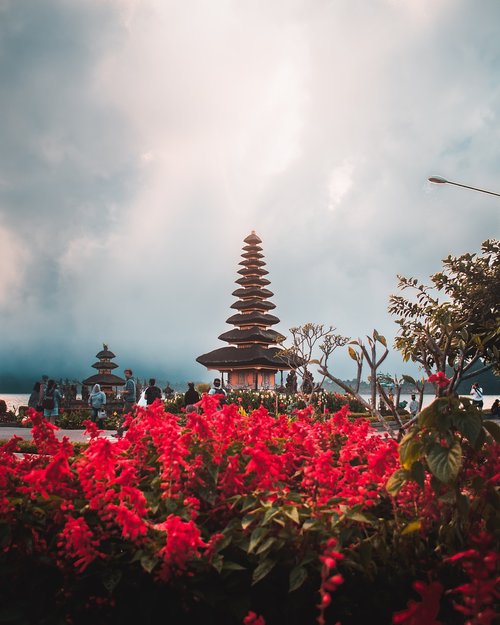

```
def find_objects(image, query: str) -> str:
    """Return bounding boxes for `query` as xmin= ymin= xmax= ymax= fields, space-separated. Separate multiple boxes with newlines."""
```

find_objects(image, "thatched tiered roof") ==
xmin=82 ymin=344 xmax=125 ymax=387
xmin=197 ymin=231 xmax=288 ymax=372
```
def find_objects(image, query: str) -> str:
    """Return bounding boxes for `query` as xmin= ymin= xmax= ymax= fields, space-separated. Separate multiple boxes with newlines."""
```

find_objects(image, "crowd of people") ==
xmin=20 ymin=373 xmax=500 ymax=433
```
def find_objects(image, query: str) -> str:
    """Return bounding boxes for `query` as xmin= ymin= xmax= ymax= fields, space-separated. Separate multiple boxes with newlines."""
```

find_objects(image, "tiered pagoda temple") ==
xmin=197 ymin=231 xmax=290 ymax=390
xmin=82 ymin=344 xmax=125 ymax=396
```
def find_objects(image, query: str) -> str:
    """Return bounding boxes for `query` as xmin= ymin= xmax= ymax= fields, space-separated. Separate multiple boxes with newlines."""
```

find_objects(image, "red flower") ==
xmin=243 ymin=611 xmax=266 ymax=625
xmin=392 ymin=580 xmax=443 ymax=625
xmin=57 ymin=516 xmax=103 ymax=571
xmin=427 ymin=371 xmax=451 ymax=389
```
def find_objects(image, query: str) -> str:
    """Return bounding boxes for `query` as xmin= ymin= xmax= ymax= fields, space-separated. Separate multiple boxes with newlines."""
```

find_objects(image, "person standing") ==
xmin=490 ymin=399 xmax=499 ymax=418
xmin=409 ymin=394 xmax=419 ymax=418
xmin=470 ymin=382 xmax=484 ymax=409
xmin=88 ymin=383 xmax=107 ymax=427
xmin=164 ymin=384 xmax=174 ymax=400
xmin=28 ymin=382 xmax=41 ymax=410
xmin=184 ymin=382 xmax=200 ymax=411
xmin=122 ymin=369 xmax=136 ymax=413
xmin=42 ymin=379 xmax=62 ymax=425
xmin=144 ymin=378 xmax=162 ymax=405
xmin=116 ymin=369 xmax=136 ymax=437
xmin=208 ymin=378 xmax=227 ymax=405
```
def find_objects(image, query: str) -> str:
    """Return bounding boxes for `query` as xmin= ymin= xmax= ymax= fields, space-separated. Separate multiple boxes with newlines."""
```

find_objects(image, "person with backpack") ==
xmin=208 ymin=378 xmax=227 ymax=405
xmin=42 ymin=379 xmax=62 ymax=424
xmin=144 ymin=378 xmax=162 ymax=405
xmin=88 ymin=384 xmax=107 ymax=427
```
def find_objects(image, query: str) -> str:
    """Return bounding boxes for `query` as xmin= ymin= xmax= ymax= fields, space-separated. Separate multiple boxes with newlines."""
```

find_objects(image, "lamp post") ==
xmin=428 ymin=175 xmax=500 ymax=198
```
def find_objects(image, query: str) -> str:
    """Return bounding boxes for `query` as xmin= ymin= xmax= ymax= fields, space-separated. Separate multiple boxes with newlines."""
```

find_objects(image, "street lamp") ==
xmin=428 ymin=175 xmax=500 ymax=198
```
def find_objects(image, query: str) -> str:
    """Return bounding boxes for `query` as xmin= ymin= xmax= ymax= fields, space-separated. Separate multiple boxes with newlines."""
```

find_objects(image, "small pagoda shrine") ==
xmin=82 ymin=344 xmax=125 ymax=396
xmin=197 ymin=231 xmax=290 ymax=390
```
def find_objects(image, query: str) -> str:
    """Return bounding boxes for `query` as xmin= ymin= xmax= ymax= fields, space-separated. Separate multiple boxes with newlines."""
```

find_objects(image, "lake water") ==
xmin=2 ymin=392 xmax=498 ymax=414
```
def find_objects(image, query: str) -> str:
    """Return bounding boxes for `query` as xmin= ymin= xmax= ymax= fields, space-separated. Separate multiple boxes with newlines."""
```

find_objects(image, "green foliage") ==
xmin=388 ymin=395 xmax=498 ymax=530
xmin=389 ymin=239 xmax=500 ymax=389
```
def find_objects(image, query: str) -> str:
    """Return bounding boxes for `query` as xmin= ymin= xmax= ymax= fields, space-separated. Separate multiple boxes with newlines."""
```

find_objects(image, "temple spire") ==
xmin=196 ymin=231 xmax=290 ymax=390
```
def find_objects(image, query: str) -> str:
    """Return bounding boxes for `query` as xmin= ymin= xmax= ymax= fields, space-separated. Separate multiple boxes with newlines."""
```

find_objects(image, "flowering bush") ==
xmin=0 ymin=395 xmax=497 ymax=624
xmin=164 ymin=390 xmax=366 ymax=417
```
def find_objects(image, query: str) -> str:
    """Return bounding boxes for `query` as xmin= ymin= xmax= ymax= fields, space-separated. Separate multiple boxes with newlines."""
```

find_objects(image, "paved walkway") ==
xmin=0 ymin=426 xmax=115 ymax=443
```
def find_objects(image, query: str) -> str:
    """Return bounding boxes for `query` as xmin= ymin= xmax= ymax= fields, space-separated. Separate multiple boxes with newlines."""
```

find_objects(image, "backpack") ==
xmin=91 ymin=392 xmax=105 ymax=409
xmin=212 ymin=387 xmax=227 ymax=404
xmin=42 ymin=389 xmax=55 ymax=410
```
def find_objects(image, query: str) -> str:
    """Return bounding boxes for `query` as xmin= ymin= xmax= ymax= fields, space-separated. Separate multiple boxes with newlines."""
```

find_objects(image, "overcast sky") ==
xmin=0 ymin=0 xmax=499 ymax=389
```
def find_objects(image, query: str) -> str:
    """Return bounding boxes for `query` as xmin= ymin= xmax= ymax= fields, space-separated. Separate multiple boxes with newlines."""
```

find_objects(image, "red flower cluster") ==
xmin=0 ymin=399 xmax=497 ymax=624
xmin=317 ymin=537 xmax=344 ymax=625
xmin=445 ymin=533 xmax=499 ymax=625
xmin=427 ymin=371 xmax=451 ymax=389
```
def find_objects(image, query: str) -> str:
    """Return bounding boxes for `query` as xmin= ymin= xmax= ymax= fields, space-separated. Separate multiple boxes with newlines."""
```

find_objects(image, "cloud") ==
xmin=0 ymin=0 xmax=499 ymax=389
xmin=0 ymin=222 xmax=30 ymax=307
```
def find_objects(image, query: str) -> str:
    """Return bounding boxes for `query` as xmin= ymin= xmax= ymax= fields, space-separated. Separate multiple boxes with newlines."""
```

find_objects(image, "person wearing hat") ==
xmin=208 ymin=378 xmax=227 ymax=405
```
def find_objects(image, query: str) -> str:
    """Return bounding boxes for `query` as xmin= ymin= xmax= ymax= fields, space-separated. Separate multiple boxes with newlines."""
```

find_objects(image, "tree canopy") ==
xmin=388 ymin=239 xmax=499 ymax=391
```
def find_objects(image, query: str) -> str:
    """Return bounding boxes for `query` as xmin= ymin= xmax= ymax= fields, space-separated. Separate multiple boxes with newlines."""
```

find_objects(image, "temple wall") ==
xmin=227 ymin=370 xmax=277 ymax=390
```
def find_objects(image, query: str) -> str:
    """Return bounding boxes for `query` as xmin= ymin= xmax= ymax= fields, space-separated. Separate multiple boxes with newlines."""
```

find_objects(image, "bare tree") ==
xmin=278 ymin=323 xmax=348 ymax=405
xmin=281 ymin=324 xmax=396 ymax=436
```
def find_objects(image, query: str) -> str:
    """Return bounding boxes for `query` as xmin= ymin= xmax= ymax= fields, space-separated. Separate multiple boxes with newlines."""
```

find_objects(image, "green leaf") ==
xmin=140 ymin=554 xmax=159 ymax=574
xmin=483 ymin=420 xmax=500 ymax=442
xmin=211 ymin=555 xmax=224 ymax=573
xmin=418 ymin=398 xmax=452 ymax=431
xmin=248 ymin=527 xmax=267 ymax=553
xmin=241 ymin=514 xmax=256 ymax=530
xmin=451 ymin=410 xmax=482 ymax=445
xmin=345 ymin=509 xmax=373 ymax=524
xmin=251 ymin=558 xmax=276 ymax=585
xmin=215 ymin=533 xmax=232 ymax=552
xmin=241 ymin=496 xmax=257 ymax=512
xmin=284 ymin=506 xmax=300 ymax=524
xmin=401 ymin=520 xmax=421 ymax=535
xmin=102 ymin=569 xmax=123 ymax=592
xmin=426 ymin=441 xmax=462 ymax=484
xmin=302 ymin=519 xmax=318 ymax=531
xmin=386 ymin=469 xmax=409 ymax=496
xmin=399 ymin=432 xmax=423 ymax=470
xmin=261 ymin=507 xmax=279 ymax=526
xmin=256 ymin=536 xmax=277 ymax=555
xmin=410 ymin=460 xmax=425 ymax=489
xmin=222 ymin=560 xmax=247 ymax=572
xmin=289 ymin=565 xmax=308 ymax=592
